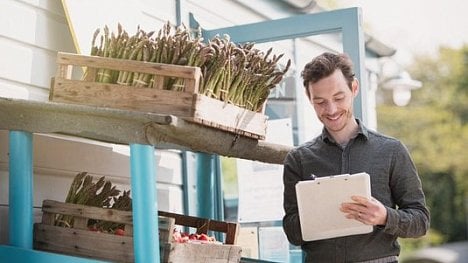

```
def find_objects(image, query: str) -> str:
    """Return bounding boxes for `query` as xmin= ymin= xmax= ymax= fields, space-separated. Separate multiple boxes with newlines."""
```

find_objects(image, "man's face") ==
xmin=307 ymin=69 xmax=358 ymax=133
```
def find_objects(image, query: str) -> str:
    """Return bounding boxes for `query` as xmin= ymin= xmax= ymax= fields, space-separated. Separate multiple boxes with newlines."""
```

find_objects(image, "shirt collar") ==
xmin=320 ymin=118 xmax=369 ymax=143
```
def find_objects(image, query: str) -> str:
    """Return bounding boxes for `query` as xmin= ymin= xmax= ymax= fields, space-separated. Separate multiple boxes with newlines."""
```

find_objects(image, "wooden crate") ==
xmin=34 ymin=200 xmax=242 ymax=263
xmin=48 ymin=52 xmax=268 ymax=140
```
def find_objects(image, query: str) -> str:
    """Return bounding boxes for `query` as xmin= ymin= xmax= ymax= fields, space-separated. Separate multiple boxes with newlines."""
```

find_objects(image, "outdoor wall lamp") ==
xmin=381 ymin=71 xmax=422 ymax=106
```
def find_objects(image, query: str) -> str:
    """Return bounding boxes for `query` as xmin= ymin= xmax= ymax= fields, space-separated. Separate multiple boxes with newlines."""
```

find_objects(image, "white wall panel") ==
xmin=0 ymin=79 xmax=31 ymax=99
xmin=0 ymin=0 xmax=74 ymax=100
xmin=0 ymin=1 xmax=38 ymax=46
xmin=0 ymin=0 xmax=74 ymax=52
xmin=0 ymin=39 xmax=57 ymax=91
xmin=19 ymin=0 xmax=65 ymax=15
xmin=0 ymin=41 xmax=34 ymax=85
xmin=139 ymin=0 xmax=176 ymax=25
xmin=34 ymin=10 xmax=75 ymax=53
xmin=157 ymin=184 xmax=184 ymax=213
xmin=185 ymin=0 xmax=264 ymax=28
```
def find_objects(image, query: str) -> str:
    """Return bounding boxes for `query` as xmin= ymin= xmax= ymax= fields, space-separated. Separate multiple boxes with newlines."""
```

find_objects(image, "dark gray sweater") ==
xmin=282 ymin=120 xmax=430 ymax=262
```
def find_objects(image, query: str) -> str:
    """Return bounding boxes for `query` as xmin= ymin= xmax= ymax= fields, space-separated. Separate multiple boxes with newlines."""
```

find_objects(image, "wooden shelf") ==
xmin=0 ymin=97 xmax=292 ymax=164
xmin=1 ymin=96 xmax=292 ymax=262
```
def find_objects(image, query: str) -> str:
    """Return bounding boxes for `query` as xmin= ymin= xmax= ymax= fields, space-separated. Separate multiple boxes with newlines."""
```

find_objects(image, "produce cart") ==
xmin=0 ymin=96 xmax=292 ymax=262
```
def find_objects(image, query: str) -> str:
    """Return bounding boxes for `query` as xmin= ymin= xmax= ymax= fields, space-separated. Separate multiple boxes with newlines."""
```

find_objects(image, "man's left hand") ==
xmin=340 ymin=196 xmax=387 ymax=226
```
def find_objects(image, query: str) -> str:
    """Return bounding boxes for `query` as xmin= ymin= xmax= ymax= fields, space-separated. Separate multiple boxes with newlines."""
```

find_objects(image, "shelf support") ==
xmin=8 ymin=131 xmax=34 ymax=249
xmin=196 ymin=153 xmax=216 ymax=219
xmin=130 ymin=144 xmax=159 ymax=263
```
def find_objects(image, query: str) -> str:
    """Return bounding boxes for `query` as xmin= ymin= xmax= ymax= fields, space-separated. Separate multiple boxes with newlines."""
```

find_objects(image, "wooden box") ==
xmin=34 ymin=200 xmax=242 ymax=263
xmin=48 ymin=52 xmax=267 ymax=140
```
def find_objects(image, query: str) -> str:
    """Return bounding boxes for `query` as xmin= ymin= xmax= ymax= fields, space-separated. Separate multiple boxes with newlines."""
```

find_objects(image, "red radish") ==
xmin=198 ymin=233 xmax=209 ymax=241
xmin=115 ymin=229 xmax=125 ymax=236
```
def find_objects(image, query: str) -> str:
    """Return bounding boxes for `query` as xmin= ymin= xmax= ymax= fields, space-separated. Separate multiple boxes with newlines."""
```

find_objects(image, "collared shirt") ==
xmin=282 ymin=120 xmax=430 ymax=262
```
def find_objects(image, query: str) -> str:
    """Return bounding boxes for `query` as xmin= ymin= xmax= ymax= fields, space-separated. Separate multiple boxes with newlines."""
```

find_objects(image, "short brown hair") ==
xmin=301 ymin=52 xmax=355 ymax=98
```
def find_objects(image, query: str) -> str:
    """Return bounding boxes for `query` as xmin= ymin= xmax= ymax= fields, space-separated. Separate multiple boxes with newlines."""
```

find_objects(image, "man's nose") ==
xmin=324 ymin=101 xmax=338 ymax=113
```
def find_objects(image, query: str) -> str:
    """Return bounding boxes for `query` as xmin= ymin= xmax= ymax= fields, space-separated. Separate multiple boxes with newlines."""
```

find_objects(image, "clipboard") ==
xmin=295 ymin=172 xmax=373 ymax=241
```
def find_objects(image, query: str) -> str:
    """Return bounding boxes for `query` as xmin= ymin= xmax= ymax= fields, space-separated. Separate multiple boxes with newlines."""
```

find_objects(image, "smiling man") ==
xmin=282 ymin=52 xmax=430 ymax=262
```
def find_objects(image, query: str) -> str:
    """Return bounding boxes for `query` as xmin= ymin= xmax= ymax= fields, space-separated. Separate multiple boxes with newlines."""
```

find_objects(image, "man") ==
xmin=282 ymin=52 xmax=430 ymax=262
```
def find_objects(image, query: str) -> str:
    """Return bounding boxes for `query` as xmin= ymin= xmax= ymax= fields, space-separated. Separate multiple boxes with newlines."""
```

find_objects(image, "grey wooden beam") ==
xmin=145 ymin=121 xmax=291 ymax=164
xmin=0 ymin=97 xmax=292 ymax=164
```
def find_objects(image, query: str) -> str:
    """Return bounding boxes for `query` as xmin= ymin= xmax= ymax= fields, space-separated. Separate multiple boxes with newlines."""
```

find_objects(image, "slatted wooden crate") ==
xmin=48 ymin=52 xmax=268 ymax=140
xmin=34 ymin=200 xmax=242 ymax=263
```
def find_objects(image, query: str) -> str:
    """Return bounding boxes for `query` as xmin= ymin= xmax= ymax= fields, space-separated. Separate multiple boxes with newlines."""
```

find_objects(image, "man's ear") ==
xmin=351 ymin=78 xmax=359 ymax=97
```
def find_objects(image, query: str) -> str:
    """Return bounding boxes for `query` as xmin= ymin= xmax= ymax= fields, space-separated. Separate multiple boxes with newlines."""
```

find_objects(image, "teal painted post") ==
xmin=0 ymin=245 xmax=106 ymax=263
xmin=196 ymin=153 xmax=215 ymax=218
xmin=342 ymin=7 xmax=367 ymax=124
xmin=130 ymin=144 xmax=159 ymax=263
xmin=8 ymin=131 xmax=33 ymax=249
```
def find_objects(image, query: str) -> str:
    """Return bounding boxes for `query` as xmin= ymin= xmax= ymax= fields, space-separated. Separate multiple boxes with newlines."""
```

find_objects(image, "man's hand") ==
xmin=340 ymin=196 xmax=387 ymax=226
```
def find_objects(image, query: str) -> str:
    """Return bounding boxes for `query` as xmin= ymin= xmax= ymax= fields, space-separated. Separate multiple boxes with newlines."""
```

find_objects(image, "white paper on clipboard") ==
xmin=295 ymin=172 xmax=373 ymax=241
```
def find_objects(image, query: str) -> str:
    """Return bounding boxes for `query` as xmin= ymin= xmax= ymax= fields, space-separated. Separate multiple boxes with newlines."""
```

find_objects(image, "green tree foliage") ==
xmin=377 ymin=45 xmax=468 ymax=243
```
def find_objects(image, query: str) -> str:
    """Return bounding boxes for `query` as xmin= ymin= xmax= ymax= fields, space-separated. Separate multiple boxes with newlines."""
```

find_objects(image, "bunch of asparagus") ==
xmin=201 ymin=35 xmax=291 ymax=111
xmin=93 ymin=189 xmax=133 ymax=232
xmin=88 ymin=22 xmax=291 ymax=112
xmin=55 ymin=172 xmax=132 ymax=233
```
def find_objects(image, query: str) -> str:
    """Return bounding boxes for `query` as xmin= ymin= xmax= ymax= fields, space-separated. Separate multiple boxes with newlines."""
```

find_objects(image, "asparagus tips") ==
xmin=88 ymin=22 xmax=291 ymax=111
xmin=57 ymin=172 xmax=132 ymax=232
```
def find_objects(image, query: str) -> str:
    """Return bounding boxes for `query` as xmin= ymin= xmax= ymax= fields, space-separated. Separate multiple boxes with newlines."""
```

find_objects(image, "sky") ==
xmin=334 ymin=0 xmax=468 ymax=66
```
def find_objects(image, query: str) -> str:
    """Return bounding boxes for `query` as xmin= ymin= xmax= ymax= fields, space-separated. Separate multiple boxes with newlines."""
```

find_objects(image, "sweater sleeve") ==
xmin=383 ymin=141 xmax=430 ymax=238
xmin=282 ymin=150 xmax=305 ymax=246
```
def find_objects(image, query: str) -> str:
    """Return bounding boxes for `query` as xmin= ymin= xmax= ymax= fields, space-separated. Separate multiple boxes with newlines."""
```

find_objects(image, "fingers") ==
xmin=340 ymin=204 xmax=365 ymax=222
xmin=350 ymin=195 xmax=369 ymax=203
xmin=341 ymin=196 xmax=386 ymax=225
xmin=348 ymin=196 xmax=382 ymax=210
xmin=340 ymin=196 xmax=369 ymax=212
xmin=350 ymin=195 xmax=379 ymax=206
xmin=344 ymin=210 xmax=369 ymax=224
